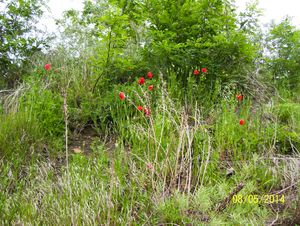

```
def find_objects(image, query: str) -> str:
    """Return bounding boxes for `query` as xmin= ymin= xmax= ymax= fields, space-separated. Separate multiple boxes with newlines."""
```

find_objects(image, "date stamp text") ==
xmin=232 ymin=195 xmax=284 ymax=204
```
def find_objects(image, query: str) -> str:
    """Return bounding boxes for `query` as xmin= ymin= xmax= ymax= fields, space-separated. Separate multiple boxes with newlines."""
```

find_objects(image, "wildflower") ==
xmin=149 ymin=85 xmax=153 ymax=90
xmin=119 ymin=93 xmax=124 ymax=99
xmin=44 ymin=63 xmax=51 ymax=70
xmin=239 ymin=119 xmax=244 ymax=125
xmin=137 ymin=106 xmax=143 ymax=111
xmin=201 ymin=68 xmax=207 ymax=73
xmin=138 ymin=77 xmax=145 ymax=84
xmin=147 ymin=72 xmax=152 ymax=78
xmin=145 ymin=108 xmax=149 ymax=115
xmin=237 ymin=94 xmax=242 ymax=100
xmin=194 ymin=70 xmax=199 ymax=75
xmin=147 ymin=164 xmax=152 ymax=169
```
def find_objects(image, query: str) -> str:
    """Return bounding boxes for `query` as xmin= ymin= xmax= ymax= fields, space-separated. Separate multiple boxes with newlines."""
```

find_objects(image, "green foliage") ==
xmin=139 ymin=0 xmax=258 ymax=93
xmin=0 ymin=0 xmax=52 ymax=88
xmin=0 ymin=99 xmax=45 ymax=161
xmin=276 ymin=102 xmax=300 ymax=124
xmin=2 ymin=0 xmax=300 ymax=225
xmin=57 ymin=0 xmax=262 ymax=97
xmin=266 ymin=16 xmax=300 ymax=91
xmin=56 ymin=0 xmax=149 ymax=93
xmin=267 ymin=101 xmax=300 ymax=153
xmin=238 ymin=0 xmax=263 ymax=35
xmin=23 ymin=87 xmax=65 ymax=137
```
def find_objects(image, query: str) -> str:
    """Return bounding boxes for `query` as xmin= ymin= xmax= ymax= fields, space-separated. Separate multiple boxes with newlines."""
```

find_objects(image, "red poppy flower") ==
xmin=137 ymin=106 xmax=143 ymax=111
xmin=149 ymin=85 xmax=153 ymax=90
xmin=201 ymin=68 xmax=207 ymax=73
xmin=147 ymin=72 xmax=152 ymax=78
xmin=145 ymin=108 xmax=150 ymax=115
xmin=119 ymin=93 xmax=124 ymax=99
xmin=138 ymin=77 xmax=145 ymax=84
xmin=194 ymin=70 xmax=199 ymax=75
xmin=44 ymin=63 xmax=51 ymax=70
xmin=147 ymin=164 xmax=152 ymax=169
xmin=239 ymin=119 xmax=244 ymax=125
xmin=237 ymin=94 xmax=242 ymax=100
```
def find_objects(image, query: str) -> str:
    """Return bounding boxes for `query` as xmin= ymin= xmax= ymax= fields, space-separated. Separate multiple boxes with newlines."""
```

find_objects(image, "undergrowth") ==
xmin=1 ymin=57 xmax=300 ymax=225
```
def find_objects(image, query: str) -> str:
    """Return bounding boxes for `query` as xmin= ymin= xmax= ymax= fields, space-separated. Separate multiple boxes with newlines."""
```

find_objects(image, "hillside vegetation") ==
xmin=1 ymin=0 xmax=300 ymax=225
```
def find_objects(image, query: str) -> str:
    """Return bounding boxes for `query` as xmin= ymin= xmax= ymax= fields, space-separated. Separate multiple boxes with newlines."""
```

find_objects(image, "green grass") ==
xmin=1 ymin=54 xmax=300 ymax=225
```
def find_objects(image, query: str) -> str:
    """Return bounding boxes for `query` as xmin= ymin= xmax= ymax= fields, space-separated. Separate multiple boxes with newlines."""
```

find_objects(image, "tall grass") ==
xmin=1 ymin=55 xmax=300 ymax=224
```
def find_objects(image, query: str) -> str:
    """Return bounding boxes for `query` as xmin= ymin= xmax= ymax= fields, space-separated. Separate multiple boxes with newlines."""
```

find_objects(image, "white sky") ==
xmin=235 ymin=0 xmax=300 ymax=27
xmin=39 ymin=0 xmax=84 ymax=33
xmin=40 ymin=0 xmax=300 ymax=33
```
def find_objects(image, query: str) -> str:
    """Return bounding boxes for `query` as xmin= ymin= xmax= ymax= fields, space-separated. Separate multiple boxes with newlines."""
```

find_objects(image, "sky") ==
xmin=234 ymin=0 xmax=300 ymax=27
xmin=39 ymin=0 xmax=84 ymax=33
xmin=40 ymin=0 xmax=300 ymax=33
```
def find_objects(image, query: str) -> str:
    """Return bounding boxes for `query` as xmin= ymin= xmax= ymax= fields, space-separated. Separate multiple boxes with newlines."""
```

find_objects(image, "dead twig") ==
xmin=208 ymin=182 xmax=245 ymax=224
xmin=200 ymin=136 xmax=212 ymax=191
xmin=107 ymin=158 xmax=114 ymax=226
xmin=270 ymin=212 xmax=279 ymax=226
xmin=273 ymin=179 xmax=300 ymax=195
xmin=62 ymin=89 xmax=74 ymax=225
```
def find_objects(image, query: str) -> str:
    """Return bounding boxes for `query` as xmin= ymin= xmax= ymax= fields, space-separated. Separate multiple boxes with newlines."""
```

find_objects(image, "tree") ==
xmin=138 ymin=0 xmax=258 ymax=91
xmin=0 ymin=0 xmax=51 ymax=88
xmin=265 ymin=16 xmax=300 ymax=91
xmin=56 ymin=0 xmax=261 ymax=98
xmin=56 ymin=0 xmax=148 ymax=93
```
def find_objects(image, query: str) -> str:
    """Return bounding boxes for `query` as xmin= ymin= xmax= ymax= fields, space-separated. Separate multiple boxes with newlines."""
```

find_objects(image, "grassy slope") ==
xmin=1 ymin=57 xmax=300 ymax=225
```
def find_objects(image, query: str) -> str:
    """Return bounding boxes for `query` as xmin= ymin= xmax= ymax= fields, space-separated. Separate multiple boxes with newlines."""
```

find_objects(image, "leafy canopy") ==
xmin=0 ymin=0 xmax=51 ymax=88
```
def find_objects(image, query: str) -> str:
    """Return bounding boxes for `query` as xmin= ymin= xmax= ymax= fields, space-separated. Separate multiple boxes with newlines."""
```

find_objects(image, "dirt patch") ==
xmin=68 ymin=125 xmax=119 ymax=158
